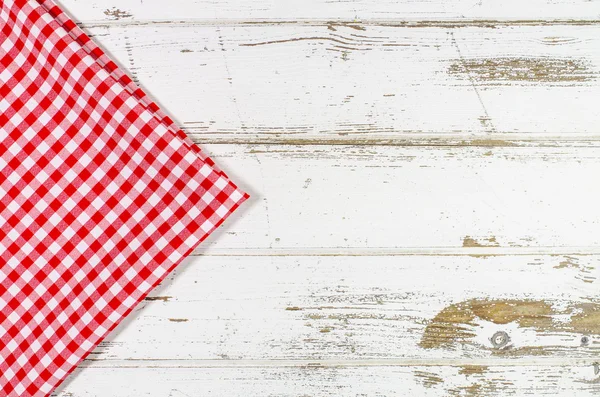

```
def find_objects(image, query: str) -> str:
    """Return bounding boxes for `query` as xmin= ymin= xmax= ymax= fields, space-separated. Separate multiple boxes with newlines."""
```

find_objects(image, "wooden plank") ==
xmin=80 ymin=23 xmax=600 ymax=142
xmin=82 ymin=254 xmax=600 ymax=362
xmin=60 ymin=0 xmax=600 ymax=23
xmin=187 ymin=144 xmax=600 ymax=251
xmin=54 ymin=365 xmax=600 ymax=397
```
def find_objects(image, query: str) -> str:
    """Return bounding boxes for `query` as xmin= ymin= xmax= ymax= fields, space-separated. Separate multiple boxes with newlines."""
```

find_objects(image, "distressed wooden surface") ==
xmin=195 ymin=144 xmax=598 ymax=251
xmin=63 ymin=255 xmax=600 ymax=362
xmin=51 ymin=0 xmax=600 ymax=395
xmin=59 ymin=0 xmax=600 ymax=23
xmin=54 ymin=365 xmax=600 ymax=396
xmin=78 ymin=24 xmax=600 ymax=142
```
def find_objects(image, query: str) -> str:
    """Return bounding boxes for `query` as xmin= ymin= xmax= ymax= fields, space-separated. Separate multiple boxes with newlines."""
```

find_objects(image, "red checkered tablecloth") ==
xmin=0 ymin=1 xmax=249 ymax=395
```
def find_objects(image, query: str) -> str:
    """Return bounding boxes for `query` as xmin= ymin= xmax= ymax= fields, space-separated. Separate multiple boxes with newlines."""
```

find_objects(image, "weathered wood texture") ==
xmin=54 ymin=365 xmax=600 ymax=397
xmin=68 ymin=255 xmax=600 ymax=362
xmin=54 ymin=251 xmax=600 ymax=395
xmin=196 ymin=145 xmax=597 ymax=252
xmin=79 ymin=24 xmax=600 ymax=143
xmin=49 ymin=0 xmax=600 ymax=395
xmin=60 ymin=0 xmax=600 ymax=22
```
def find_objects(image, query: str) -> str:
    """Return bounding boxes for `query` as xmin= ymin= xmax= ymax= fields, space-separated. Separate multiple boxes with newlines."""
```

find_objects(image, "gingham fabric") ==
xmin=0 ymin=0 xmax=249 ymax=395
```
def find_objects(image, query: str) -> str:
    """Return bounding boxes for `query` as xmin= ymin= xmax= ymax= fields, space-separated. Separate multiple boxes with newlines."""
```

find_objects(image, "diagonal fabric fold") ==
xmin=0 ymin=1 xmax=249 ymax=395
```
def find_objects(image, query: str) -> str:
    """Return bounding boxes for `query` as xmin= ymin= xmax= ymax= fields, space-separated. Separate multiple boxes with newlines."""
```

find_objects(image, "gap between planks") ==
xmin=184 ymin=134 xmax=600 ymax=147
xmin=194 ymin=246 xmax=600 ymax=256
xmin=81 ymin=358 xmax=600 ymax=368
xmin=77 ymin=18 xmax=600 ymax=29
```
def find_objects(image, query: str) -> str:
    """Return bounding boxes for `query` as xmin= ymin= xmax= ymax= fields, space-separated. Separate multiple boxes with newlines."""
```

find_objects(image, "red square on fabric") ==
xmin=0 ymin=1 xmax=249 ymax=395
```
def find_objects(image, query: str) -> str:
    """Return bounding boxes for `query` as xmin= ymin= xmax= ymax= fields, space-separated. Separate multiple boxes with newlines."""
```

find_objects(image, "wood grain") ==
xmin=72 ymin=255 xmax=600 ymax=366
xmin=73 ymin=254 xmax=600 ymax=362
xmin=78 ymin=24 xmax=600 ymax=144
xmin=189 ymin=144 xmax=600 ymax=252
xmin=58 ymin=0 xmax=600 ymax=23
xmin=56 ymin=253 xmax=600 ymax=393
xmin=54 ymin=365 xmax=600 ymax=396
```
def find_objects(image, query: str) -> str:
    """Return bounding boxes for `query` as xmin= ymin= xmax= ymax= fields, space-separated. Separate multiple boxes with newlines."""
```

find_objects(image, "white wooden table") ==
xmin=53 ymin=0 xmax=600 ymax=395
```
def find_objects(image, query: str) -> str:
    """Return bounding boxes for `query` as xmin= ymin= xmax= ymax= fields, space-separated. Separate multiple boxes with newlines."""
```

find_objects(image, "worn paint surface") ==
xmin=102 ymin=7 xmax=132 ymax=20
xmin=178 ymin=144 xmax=600 ymax=252
xmin=463 ymin=236 xmax=500 ymax=248
xmin=420 ymin=299 xmax=600 ymax=352
xmin=47 ymin=0 xmax=600 ymax=396
xmin=56 ymin=0 xmax=600 ymax=22
xmin=56 ymin=365 xmax=600 ymax=396
xmin=448 ymin=57 xmax=594 ymax=83
xmin=57 ymin=254 xmax=600 ymax=396
xmin=75 ymin=24 xmax=600 ymax=140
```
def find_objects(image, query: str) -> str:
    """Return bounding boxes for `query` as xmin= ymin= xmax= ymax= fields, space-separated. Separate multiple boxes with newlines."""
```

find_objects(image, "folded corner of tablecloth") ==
xmin=0 ymin=0 xmax=250 ymax=396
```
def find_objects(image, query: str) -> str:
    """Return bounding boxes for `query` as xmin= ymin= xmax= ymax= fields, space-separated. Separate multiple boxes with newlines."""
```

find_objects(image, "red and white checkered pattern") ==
xmin=0 ymin=0 xmax=249 ymax=395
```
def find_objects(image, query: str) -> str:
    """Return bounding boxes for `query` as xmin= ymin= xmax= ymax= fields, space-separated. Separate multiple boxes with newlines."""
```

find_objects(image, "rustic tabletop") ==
xmin=54 ymin=0 xmax=600 ymax=395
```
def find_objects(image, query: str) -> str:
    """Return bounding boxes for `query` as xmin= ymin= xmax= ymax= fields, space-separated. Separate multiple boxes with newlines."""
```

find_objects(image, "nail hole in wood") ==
xmin=490 ymin=331 xmax=510 ymax=349
xmin=581 ymin=335 xmax=590 ymax=346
